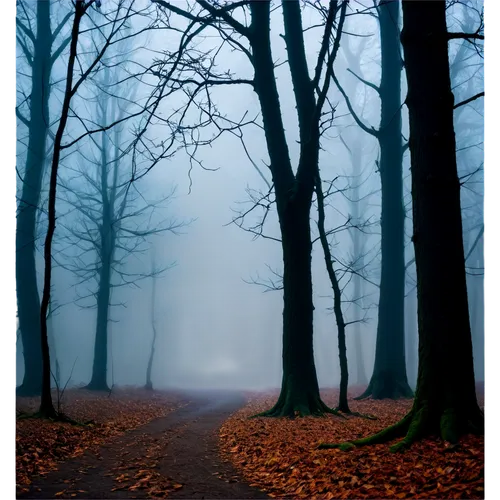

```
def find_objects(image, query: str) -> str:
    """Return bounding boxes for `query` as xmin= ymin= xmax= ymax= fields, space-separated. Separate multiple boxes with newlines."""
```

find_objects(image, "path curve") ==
xmin=19 ymin=390 xmax=268 ymax=499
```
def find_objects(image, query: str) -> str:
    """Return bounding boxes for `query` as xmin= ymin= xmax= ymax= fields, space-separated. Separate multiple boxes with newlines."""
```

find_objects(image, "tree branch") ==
xmin=332 ymin=73 xmax=379 ymax=137
xmin=454 ymin=91 xmax=484 ymax=109
xmin=347 ymin=68 xmax=380 ymax=94
xmin=447 ymin=32 xmax=484 ymax=41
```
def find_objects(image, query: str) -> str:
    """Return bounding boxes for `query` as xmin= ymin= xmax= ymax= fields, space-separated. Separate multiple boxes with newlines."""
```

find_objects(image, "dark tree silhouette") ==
xmin=319 ymin=0 xmax=483 ymax=451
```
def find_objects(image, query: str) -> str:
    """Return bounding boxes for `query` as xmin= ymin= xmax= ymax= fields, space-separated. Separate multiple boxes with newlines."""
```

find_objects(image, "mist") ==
xmin=15 ymin=0 xmax=484 ymax=394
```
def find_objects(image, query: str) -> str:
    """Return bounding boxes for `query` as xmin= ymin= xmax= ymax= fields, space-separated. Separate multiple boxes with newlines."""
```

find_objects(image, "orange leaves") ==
xmin=219 ymin=389 xmax=484 ymax=499
xmin=16 ymin=388 xmax=181 ymax=495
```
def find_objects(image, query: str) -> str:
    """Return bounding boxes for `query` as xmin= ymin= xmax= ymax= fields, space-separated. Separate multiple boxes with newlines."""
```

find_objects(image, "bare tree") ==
xmin=57 ymin=55 xmax=185 ymax=391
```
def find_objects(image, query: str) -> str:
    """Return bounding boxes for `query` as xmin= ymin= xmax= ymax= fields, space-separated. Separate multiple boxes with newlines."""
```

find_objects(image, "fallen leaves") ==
xmin=220 ymin=388 xmax=484 ymax=499
xmin=16 ymin=388 xmax=182 ymax=495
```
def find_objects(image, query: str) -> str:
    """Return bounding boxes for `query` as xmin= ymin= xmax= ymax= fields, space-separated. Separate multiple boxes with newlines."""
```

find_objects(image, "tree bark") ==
xmin=357 ymin=0 xmax=412 ymax=400
xmin=16 ymin=0 xmax=52 ymax=397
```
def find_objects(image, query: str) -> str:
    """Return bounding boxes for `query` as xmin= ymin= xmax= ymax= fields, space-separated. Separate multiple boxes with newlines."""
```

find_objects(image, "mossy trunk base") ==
xmin=251 ymin=376 xmax=341 ymax=418
xmin=355 ymin=373 xmax=413 ymax=400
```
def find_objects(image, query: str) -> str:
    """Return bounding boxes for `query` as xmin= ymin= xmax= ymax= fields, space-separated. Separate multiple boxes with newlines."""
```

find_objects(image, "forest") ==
xmin=15 ymin=0 xmax=485 ymax=498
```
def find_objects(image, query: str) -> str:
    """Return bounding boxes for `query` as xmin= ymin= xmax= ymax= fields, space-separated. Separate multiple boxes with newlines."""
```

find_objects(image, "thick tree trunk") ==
xmin=263 ymin=199 xmax=328 ymax=417
xmin=358 ymin=0 xmax=412 ymax=400
xmin=16 ymin=0 xmax=52 ymax=397
xmin=401 ymin=0 xmax=482 ymax=442
xmin=248 ymin=1 xmax=331 ymax=417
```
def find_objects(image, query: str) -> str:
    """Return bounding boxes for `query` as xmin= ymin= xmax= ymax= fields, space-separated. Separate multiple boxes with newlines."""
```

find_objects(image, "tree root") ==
xmin=335 ymin=409 xmax=378 ymax=420
xmin=317 ymin=411 xmax=413 ymax=451
xmin=317 ymin=403 xmax=484 ymax=453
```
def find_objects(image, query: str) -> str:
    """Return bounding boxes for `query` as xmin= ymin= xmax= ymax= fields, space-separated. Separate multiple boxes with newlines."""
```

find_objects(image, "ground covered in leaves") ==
xmin=16 ymin=388 xmax=184 ymax=495
xmin=220 ymin=387 xmax=484 ymax=499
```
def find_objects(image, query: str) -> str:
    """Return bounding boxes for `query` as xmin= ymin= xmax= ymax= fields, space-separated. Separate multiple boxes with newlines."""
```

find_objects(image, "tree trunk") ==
xmin=16 ymin=0 xmax=52 ymax=397
xmin=264 ymin=199 xmax=328 ymax=416
xmin=86 ymin=262 xmax=111 ymax=391
xmin=405 ymin=286 xmax=417 ymax=389
xmin=350 ymin=143 xmax=367 ymax=387
xmin=248 ymin=1 xmax=332 ymax=417
xmin=397 ymin=0 xmax=483 ymax=443
xmin=357 ymin=0 xmax=412 ymax=400
xmin=145 ymin=253 xmax=158 ymax=391
xmin=86 ymin=86 xmax=113 ymax=392
xmin=316 ymin=176 xmax=350 ymax=413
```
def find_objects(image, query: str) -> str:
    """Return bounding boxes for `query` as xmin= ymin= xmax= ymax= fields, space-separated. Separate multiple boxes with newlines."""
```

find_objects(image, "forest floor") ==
xmin=16 ymin=386 xmax=484 ymax=499
xmin=16 ymin=388 xmax=267 ymax=499
xmin=220 ymin=385 xmax=485 ymax=499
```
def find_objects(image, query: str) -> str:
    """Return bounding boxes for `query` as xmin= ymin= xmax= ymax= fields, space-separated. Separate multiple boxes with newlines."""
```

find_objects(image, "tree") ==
xmin=319 ymin=0 xmax=483 ymax=451
xmin=150 ymin=0 xmax=348 ymax=416
xmin=334 ymin=0 xmax=412 ymax=400
xmin=16 ymin=0 xmax=73 ymax=396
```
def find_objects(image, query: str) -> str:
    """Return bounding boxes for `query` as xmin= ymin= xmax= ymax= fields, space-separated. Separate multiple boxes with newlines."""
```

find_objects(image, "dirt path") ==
xmin=19 ymin=391 xmax=268 ymax=499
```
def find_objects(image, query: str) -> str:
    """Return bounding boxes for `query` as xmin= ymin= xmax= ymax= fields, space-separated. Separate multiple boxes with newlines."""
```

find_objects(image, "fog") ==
xmin=16 ymin=0 xmax=484 ymax=392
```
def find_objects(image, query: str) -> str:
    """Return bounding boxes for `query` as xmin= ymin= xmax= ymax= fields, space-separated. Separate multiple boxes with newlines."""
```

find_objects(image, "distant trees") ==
xmin=334 ymin=0 xmax=412 ymax=400
xmin=58 ymin=57 xmax=182 ymax=392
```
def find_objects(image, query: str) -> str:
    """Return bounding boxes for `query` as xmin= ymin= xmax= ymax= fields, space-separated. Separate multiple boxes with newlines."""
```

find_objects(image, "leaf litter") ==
xmin=220 ymin=388 xmax=484 ymax=499
xmin=16 ymin=387 xmax=183 ymax=496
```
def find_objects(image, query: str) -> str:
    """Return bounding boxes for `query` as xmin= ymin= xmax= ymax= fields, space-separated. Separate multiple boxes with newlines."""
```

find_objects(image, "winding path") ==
xmin=19 ymin=391 xmax=268 ymax=499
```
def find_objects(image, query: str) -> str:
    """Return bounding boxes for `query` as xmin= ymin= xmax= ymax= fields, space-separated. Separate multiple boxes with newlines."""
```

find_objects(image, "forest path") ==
xmin=19 ymin=391 xmax=268 ymax=499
